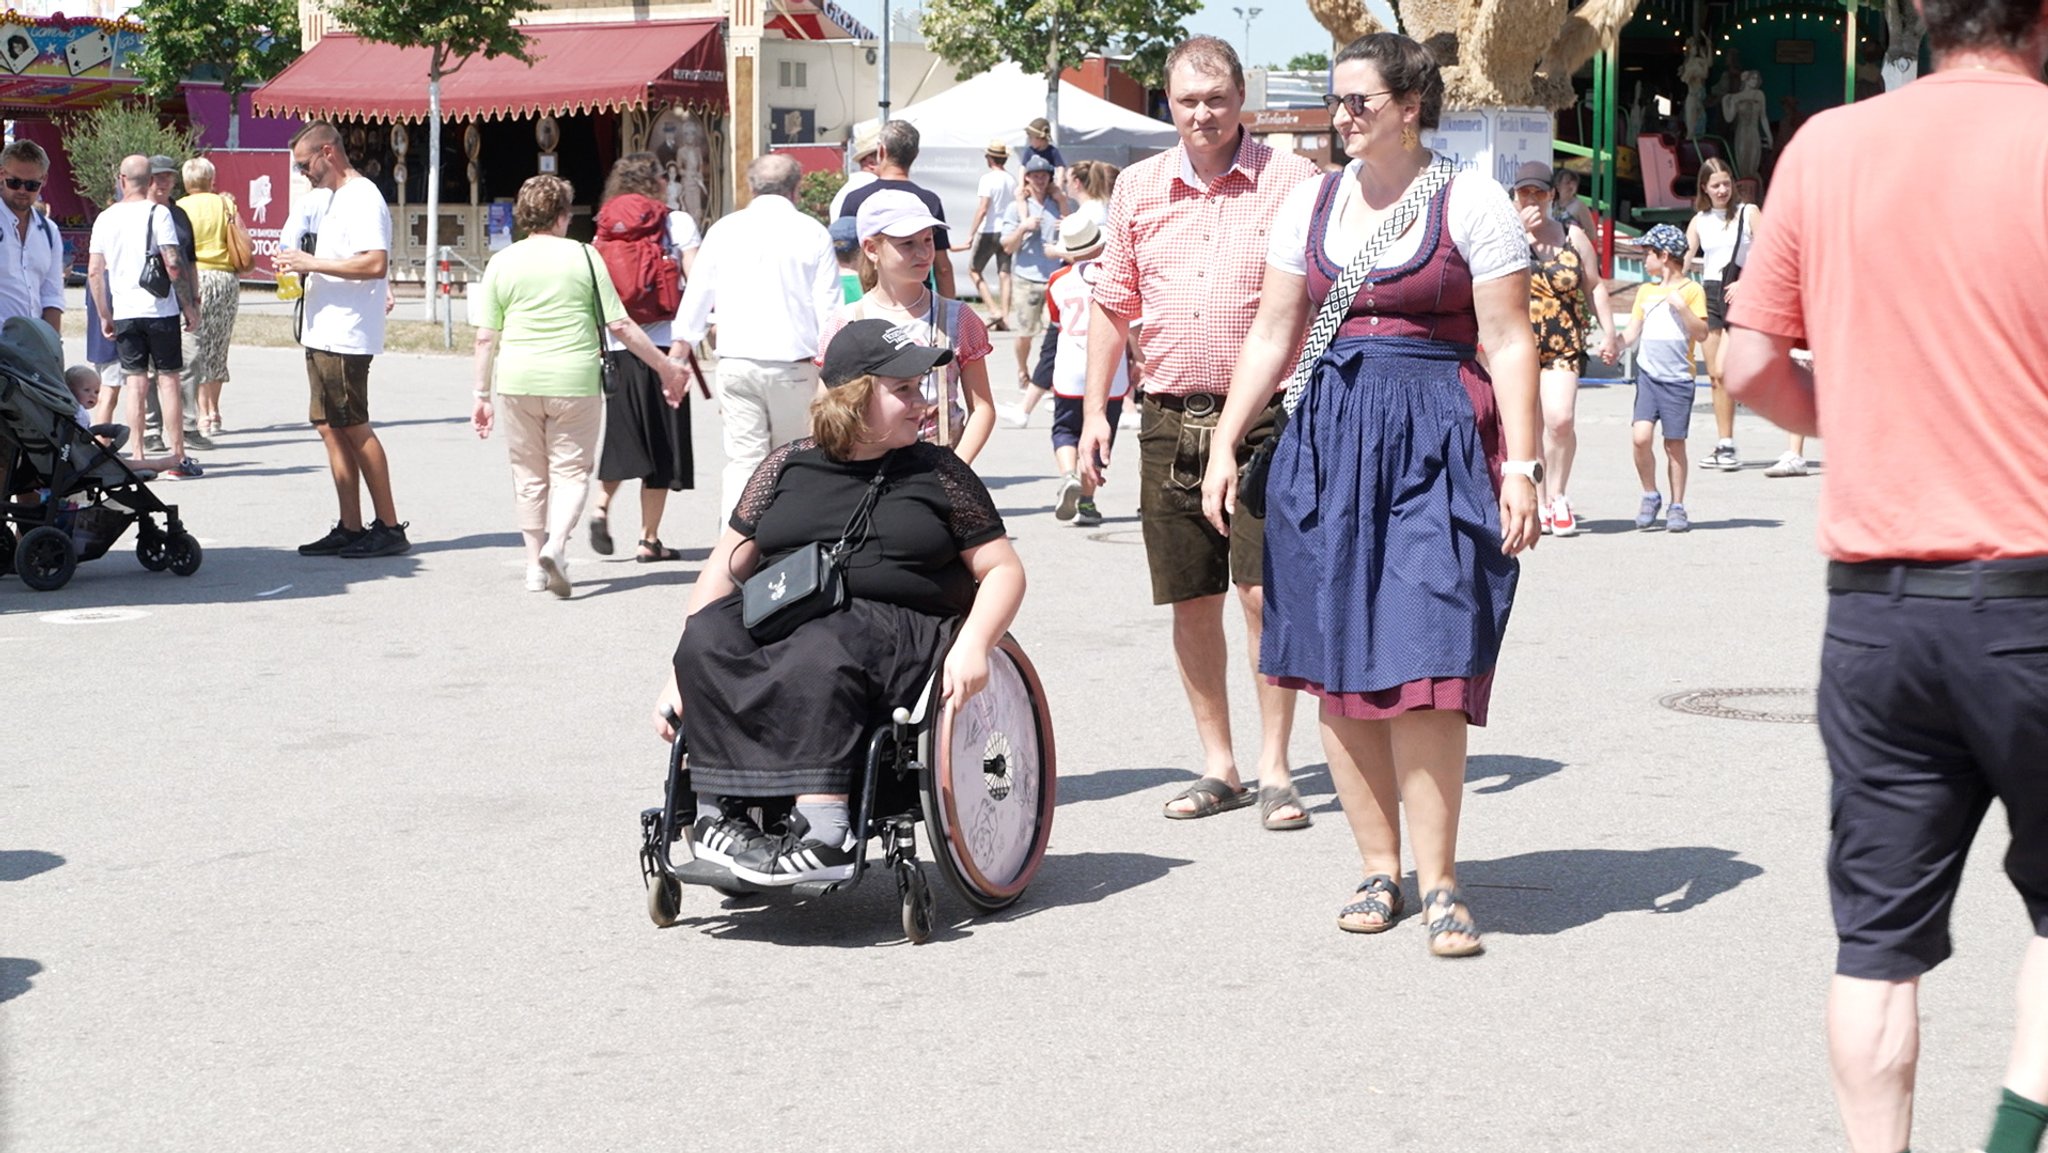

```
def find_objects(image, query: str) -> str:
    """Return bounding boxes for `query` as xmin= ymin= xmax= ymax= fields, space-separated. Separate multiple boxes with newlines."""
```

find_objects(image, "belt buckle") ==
xmin=1183 ymin=393 xmax=1217 ymax=417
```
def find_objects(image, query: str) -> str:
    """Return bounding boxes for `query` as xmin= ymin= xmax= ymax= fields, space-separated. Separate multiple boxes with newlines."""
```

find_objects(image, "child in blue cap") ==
xmin=1611 ymin=223 xmax=1708 ymax=531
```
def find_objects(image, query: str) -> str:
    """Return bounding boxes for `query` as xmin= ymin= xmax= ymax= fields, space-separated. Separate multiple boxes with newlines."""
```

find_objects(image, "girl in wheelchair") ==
xmin=654 ymin=320 xmax=1027 ymax=887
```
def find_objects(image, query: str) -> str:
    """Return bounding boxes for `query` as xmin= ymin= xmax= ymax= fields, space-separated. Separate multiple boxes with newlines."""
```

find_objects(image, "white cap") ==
xmin=855 ymin=189 xmax=945 ymax=241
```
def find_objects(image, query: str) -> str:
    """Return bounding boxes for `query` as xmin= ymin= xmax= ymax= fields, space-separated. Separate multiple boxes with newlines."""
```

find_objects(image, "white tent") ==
xmin=850 ymin=62 xmax=1179 ymax=296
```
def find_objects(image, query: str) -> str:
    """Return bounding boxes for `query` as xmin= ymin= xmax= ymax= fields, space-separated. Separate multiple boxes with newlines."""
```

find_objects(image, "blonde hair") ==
xmin=514 ymin=175 xmax=574 ymax=234
xmin=181 ymin=157 xmax=215 ymax=191
xmin=810 ymin=375 xmax=880 ymax=459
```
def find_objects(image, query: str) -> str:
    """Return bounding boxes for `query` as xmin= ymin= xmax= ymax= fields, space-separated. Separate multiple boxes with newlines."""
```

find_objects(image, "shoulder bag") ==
xmin=582 ymin=246 xmax=622 ymax=396
xmin=741 ymin=460 xmax=891 ymax=643
xmin=138 ymin=206 xmax=173 ymax=299
xmin=1239 ymin=157 xmax=1456 ymax=517
xmin=221 ymin=194 xmax=257 ymax=275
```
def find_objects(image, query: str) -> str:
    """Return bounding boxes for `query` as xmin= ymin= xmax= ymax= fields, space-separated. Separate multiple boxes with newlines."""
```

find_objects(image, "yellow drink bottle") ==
xmin=275 ymin=269 xmax=303 ymax=301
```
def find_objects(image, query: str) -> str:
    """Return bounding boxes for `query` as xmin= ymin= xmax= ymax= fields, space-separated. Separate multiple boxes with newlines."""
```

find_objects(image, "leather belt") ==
xmin=1827 ymin=559 xmax=2048 ymax=599
xmin=1144 ymin=392 xmax=1222 ymax=416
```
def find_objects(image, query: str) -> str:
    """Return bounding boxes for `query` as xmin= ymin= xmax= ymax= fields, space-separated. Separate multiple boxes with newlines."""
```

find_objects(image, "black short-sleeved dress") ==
xmin=674 ymin=439 xmax=1006 ymax=797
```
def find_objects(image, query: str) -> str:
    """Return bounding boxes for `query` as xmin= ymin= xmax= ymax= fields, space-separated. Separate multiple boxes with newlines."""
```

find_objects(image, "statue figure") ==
xmin=675 ymin=116 xmax=712 ymax=230
xmin=1723 ymin=69 xmax=1772 ymax=180
xmin=1883 ymin=0 xmax=1927 ymax=89
xmin=1624 ymin=80 xmax=1646 ymax=144
xmin=1679 ymin=37 xmax=1713 ymax=140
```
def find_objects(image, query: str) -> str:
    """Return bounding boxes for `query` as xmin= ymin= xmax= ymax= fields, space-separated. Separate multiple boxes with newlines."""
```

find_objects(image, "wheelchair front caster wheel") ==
xmin=899 ymin=865 xmax=933 ymax=944
xmin=647 ymin=875 xmax=681 ymax=927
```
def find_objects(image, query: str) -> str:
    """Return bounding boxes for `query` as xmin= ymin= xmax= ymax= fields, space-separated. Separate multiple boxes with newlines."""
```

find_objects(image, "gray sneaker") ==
xmin=1053 ymin=473 xmax=1082 ymax=521
xmin=1707 ymin=441 xmax=1740 ymax=471
xmin=1074 ymin=499 xmax=1102 ymax=527
xmin=1634 ymin=492 xmax=1663 ymax=530
xmin=181 ymin=427 xmax=215 ymax=451
xmin=1666 ymin=503 xmax=1691 ymax=532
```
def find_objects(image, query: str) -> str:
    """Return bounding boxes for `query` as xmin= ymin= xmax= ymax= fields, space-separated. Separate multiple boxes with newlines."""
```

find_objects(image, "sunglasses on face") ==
xmin=1322 ymin=91 xmax=1395 ymax=117
xmin=3 ymin=177 xmax=43 ymax=191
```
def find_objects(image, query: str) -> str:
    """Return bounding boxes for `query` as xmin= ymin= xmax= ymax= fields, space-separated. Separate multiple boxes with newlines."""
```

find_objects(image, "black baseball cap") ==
xmin=821 ymin=319 xmax=954 ymax=387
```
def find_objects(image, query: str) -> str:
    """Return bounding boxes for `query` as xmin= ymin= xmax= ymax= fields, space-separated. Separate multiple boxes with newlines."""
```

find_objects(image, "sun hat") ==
xmin=1510 ymin=160 xmax=1553 ymax=191
xmin=854 ymin=189 xmax=945 ymax=241
xmin=1640 ymin=223 xmax=1689 ymax=258
xmin=1026 ymin=117 xmax=1051 ymax=138
xmin=821 ymin=319 xmax=955 ymax=387
xmin=852 ymin=129 xmax=881 ymax=160
xmin=985 ymin=139 xmax=1010 ymax=160
xmin=1058 ymin=214 xmax=1102 ymax=255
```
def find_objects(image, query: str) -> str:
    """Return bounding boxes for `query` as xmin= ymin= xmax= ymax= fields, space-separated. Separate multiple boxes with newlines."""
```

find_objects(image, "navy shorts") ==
xmin=1820 ymin=563 xmax=2048 ymax=980
xmin=1051 ymin=395 xmax=1120 ymax=452
xmin=1632 ymin=375 xmax=1694 ymax=438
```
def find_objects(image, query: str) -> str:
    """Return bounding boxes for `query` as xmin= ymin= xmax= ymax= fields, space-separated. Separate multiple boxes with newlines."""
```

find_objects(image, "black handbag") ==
xmin=582 ymin=247 xmax=622 ymax=396
xmin=1237 ymin=409 xmax=1289 ymax=518
xmin=741 ymin=463 xmax=889 ymax=643
xmin=138 ymin=206 xmax=172 ymax=299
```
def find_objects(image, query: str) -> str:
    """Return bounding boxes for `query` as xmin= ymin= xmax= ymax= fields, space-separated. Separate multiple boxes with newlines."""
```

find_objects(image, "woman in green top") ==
xmin=472 ymin=175 xmax=682 ymax=598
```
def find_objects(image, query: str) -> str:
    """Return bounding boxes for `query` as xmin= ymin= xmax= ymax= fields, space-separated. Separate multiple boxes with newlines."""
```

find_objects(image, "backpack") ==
xmin=592 ymin=193 xmax=683 ymax=325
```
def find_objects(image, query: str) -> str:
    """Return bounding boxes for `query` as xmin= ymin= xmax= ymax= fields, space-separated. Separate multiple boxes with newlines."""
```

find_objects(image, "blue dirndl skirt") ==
xmin=1260 ymin=335 xmax=1520 ymax=695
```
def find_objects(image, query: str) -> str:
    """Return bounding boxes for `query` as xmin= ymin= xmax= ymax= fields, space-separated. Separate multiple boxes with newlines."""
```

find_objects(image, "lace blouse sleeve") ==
xmin=729 ymin=440 xmax=806 ymax=536
xmin=925 ymin=446 xmax=1006 ymax=549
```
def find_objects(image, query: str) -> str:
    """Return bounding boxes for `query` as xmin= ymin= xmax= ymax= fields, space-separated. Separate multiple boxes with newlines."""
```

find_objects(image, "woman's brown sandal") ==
xmin=1421 ymin=885 xmax=1484 ymax=957
xmin=1338 ymin=874 xmax=1405 ymax=934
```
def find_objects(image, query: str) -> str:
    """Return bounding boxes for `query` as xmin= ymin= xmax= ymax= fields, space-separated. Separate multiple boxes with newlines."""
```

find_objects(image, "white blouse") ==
xmin=1692 ymin=206 xmax=1755 ymax=282
xmin=1266 ymin=161 xmax=1529 ymax=285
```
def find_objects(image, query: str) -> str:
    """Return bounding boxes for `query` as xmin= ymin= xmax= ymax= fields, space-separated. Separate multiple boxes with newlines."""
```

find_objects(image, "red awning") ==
xmin=251 ymin=19 xmax=725 ymax=123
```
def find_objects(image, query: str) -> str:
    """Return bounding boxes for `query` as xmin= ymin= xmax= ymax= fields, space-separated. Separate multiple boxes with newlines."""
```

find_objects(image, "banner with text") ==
xmin=206 ymin=150 xmax=301 ymax=284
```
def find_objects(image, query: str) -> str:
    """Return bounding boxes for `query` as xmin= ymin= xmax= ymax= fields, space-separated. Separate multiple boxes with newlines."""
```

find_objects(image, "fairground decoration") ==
xmin=0 ymin=13 xmax=146 ymax=111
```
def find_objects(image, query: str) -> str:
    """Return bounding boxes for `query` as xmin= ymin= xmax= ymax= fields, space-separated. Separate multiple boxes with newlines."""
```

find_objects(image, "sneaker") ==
xmin=729 ymin=811 xmax=857 ymax=887
xmin=1763 ymin=452 xmax=1810 ymax=478
xmin=1707 ymin=441 xmax=1740 ymax=471
xmin=1117 ymin=407 xmax=1141 ymax=430
xmin=159 ymin=456 xmax=203 ymax=479
xmin=142 ymin=432 xmax=167 ymax=454
xmin=181 ymin=428 xmax=215 ymax=451
xmin=1550 ymin=495 xmax=1579 ymax=537
xmin=298 ymin=521 xmax=367 ymax=556
xmin=1539 ymin=503 xmax=1553 ymax=535
xmin=690 ymin=814 xmax=772 ymax=871
xmin=1666 ymin=503 xmax=1691 ymax=533
xmin=338 ymin=519 xmax=411 ymax=558
xmin=996 ymin=402 xmax=1031 ymax=429
xmin=1074 ymin=499 xmax=1102 ymax=527
xmin=524 ymin=564 xmax=549 ymax=592
xmin=536 ymin=551 xmax=571 ymax=597
xmin=1053 ymin=472 xmax=1082 ymax=521
xmin=1634 ymin=492 xmax=1663 ymax=530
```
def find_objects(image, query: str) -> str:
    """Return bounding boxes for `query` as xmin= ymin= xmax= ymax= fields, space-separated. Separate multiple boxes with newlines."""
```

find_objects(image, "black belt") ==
xmin=1827 ymin=559 xmax=2048 ymax=599
xmin=1143 ymin=392 xmax=1281 ymax=416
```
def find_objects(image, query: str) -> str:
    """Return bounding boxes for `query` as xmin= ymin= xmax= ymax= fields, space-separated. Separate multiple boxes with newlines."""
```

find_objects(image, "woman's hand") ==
xmin=1597 ymin=331 xmax=1619 ymax=365
xmin=941 ymin=642 xmax=991 ymax=711
xmin=1500 ymin=474 xmax=1541 ymax=556
xmin=1721 ymin=279 xmax=1741 ymax=303
xmin=1517 ymin=203 xmax=1547 ymax=234
xmin=659 ymin=358 xmax=687 ymax=408
xmin=1200 ymin=451 xmax=1237 ymax=536
xmin=653 ymin=671 xmax=683 ymax=742
xmin=472 ymin=398 xmax=493 ymax=438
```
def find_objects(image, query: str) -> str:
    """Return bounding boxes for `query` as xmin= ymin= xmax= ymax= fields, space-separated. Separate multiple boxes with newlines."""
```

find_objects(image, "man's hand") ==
xmin=659 ymin=358 xmax=687 ymax=408
xmin=99 ymin=317 xmax=114 ymax=340
xmin=1076 ymin=412 xmax=1114 ymax=487
xmin=181 ymin=307 xmax=199 ymax=334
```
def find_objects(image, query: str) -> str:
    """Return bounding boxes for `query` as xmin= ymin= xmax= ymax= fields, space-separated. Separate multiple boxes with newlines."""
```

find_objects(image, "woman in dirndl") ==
xmin=1201 ymin=33 xmax=1542 ymax=956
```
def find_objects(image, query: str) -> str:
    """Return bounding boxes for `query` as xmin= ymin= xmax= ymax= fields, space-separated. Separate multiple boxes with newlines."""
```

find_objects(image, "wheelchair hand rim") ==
xmin=923 ymin=633 xmax=1056 ymax=906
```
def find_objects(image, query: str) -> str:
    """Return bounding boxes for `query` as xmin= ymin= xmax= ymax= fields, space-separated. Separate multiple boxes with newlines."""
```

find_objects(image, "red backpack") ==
xmin=592 ymin=193 xmax=683 ymax=325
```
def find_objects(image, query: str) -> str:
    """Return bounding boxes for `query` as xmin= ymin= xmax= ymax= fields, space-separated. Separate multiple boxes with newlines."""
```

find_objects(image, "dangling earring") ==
xmin=1402 ymin=124 xmax=1420 ymax=150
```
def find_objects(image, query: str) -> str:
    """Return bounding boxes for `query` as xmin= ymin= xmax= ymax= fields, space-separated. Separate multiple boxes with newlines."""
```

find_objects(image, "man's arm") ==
xmin=934 ymin=238 xmax=956 ymax=298
xmin=670 ymin=234 xmax=718 ymax=353
xmin=1075 ymin=300 xmax=1135 ymax=486
xmin=1724 ymin=327 xmax=1817 ymax=436
xmin=958 ymin=196 xmax=990 ymax=251
xmin=38 ymin=223 xmax=63 ymax=330
xmin=165 ymin=245 xmax=199 ymax=320
xmin=86 ymin=253 xmax=112 ymax=335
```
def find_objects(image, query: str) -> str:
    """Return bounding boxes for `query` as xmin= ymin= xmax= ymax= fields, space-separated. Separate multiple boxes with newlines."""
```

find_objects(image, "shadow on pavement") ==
xmin=0 ymin=850 xmax=64 ymax=882
xmin=0 ymin=957 xmax=42 ymax=1004
xmin=1465 ymin=754 xmax=1566 ymax=795
xmin=0 ymin=547 xmax=423 ymax=613
xmin=1455 ymin=846 xmax=1763 ymax=935
xmin=572 ymin=568 xmax=700 ymax=600
xmin=1056 ymin=766 xmax=1191 ymax=804
xmin=990 ymin=850 xmax=1197 ymax=923
xmin=1575 ymin=517 xmax=1784 ymax=535
xmin=409 ymin=531 xmax=524 ymax=554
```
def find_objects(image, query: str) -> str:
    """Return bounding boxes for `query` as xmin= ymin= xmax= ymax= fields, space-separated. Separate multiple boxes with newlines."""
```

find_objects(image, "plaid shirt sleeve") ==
xmin=1090 ymin=175 xmax=1143 ymax=320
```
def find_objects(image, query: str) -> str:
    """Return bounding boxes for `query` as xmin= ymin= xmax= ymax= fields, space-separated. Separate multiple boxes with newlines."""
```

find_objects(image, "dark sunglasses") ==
xmin=3 ymin=177 xmax=43 ymax=191
xmin=1322 ymin=91 xmax=1395 ymax=117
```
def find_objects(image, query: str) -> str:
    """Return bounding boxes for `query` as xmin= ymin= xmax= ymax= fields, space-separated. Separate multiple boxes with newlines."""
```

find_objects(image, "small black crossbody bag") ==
xmin=741 ymin=462 xmax=890 ymax=643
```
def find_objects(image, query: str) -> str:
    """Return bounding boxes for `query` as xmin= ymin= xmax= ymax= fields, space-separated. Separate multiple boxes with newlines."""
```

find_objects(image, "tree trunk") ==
xmin=1044 ymin=3 xmax=1060 ymax=142
xmin=423 ymin=61 xmax=443 ymax=322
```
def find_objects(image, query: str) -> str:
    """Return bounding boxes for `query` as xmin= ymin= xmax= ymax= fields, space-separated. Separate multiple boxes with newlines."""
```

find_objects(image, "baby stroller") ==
xmin=0 ymin=317 xmax=201 ymax=592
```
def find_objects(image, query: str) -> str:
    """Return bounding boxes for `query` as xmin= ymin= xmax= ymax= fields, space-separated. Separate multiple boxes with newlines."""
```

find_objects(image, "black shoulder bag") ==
xmin=138 ymin=206 xmax=172 ymax=299
xmin=1720 ymin=205 xmax=1749 ymax=284
xmin=582 ymin=246 xmax=622 ymax=396
xmin=741 ymin=460 xmax=890 ymax=643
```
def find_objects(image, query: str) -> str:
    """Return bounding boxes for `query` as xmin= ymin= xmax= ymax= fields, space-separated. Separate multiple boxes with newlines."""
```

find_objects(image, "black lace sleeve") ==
xmin=729 ymin=439 xmax=810 ymax=536
xmin=920 ymin=444 xmax=1006 ymax=549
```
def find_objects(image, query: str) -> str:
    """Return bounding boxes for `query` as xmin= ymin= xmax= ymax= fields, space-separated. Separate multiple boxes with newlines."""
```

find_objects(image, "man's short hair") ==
xmin=877 ymin=120 xmax=920 ymax=169
xmin=0 ymin=139 xmax=48 ymax=169
xmin=1922 ymin=0 xmax=2046 ymax=55
xmin=1164 ymin=35 xmax=1245 ymax=95
xmin=289 ymin=121 xmax=343 ymax=153
xmin=746 ymin=153 xmax=803 ymax=199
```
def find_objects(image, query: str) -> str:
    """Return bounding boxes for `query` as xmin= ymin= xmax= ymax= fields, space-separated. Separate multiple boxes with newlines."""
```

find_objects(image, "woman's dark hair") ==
xmin=1921 ymin=0 xmax=2044 ymax=55
xmin=602 ymin=151 xmax=665 ymax=204
xmin=1335 ymin=32 xmax=1445 ymax=131
xmin=810 ymin=374 xmax=880 ymax=458
xmin=513 ymin=175 xmax=574 ymax=234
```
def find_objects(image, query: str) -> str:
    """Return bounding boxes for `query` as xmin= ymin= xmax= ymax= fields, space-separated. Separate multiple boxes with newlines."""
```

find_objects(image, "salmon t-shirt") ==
xmin=1729 ymin=69 xmax=2048 ymax=563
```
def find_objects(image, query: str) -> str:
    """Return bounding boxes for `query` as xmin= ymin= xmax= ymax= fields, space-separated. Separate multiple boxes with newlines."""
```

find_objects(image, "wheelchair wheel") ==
xmin=898 ymin=862 xmax=933 ymax=944
xmin=647 ymin=874 xmax=681 ymax=927
xmin=921 ymin=634 xmax=1055 ymax=913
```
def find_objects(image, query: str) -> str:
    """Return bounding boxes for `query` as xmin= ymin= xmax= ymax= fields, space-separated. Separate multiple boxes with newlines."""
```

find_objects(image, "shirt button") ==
xmin=1370 ymin=316 xmax=1381 ymax=326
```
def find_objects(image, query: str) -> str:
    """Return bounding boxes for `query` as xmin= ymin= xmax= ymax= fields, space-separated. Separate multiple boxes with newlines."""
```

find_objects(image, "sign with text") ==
xmin=206 ymin=150 xmax=299 ymax=283
xmin=1424 ymin=107 xmax=1554 ymax=187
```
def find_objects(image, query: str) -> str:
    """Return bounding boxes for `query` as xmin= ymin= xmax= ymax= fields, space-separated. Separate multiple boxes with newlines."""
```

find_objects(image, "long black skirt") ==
xmin=597 ymin=350 xmax=693 ymax=489
xmin=674 ymin=593 xmax=951 ymax=796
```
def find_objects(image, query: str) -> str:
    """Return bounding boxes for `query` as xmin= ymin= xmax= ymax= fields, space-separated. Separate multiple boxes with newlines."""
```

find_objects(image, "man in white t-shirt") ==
xmin=953 ymin=140 xmax=1017 ymax=328
xmin=87 ymin=153 xmax=199 ymax=475
xmin=273 ymin=121 xmax=408 ymax=559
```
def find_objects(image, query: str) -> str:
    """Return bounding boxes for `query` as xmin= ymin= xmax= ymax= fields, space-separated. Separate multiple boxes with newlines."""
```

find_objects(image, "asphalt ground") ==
xmin=0 ymin=344 xmax=2028 ymax=1153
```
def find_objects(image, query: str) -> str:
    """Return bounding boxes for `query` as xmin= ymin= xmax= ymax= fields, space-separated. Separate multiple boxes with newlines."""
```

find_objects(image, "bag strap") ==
xmin=581 ymin=245 xmax=607 ymax=358
xmin=1723 ymin=205 xmax=1748 ymax=276
xmin=1282 ymin=156 xmax=1455 ymax=418
xmin=139 ymin=205 xmax=157 ymax=263
xmin=829 ymin=459 xmax=891 ymax=561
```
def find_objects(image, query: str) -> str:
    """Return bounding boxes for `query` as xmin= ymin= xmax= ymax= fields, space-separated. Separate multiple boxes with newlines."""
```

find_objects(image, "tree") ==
xmin=325 ymin=0 xmax=541 ymax=320
xmin=1283 ymin=51 xmax=1330 ymax=72
xmin=128 ymin=0 xmax=301 ymax=149
xmin=59 ymin=101 xmax=204 ymax=207
xmin=922 ymin=0 xmax=1200 ymax=139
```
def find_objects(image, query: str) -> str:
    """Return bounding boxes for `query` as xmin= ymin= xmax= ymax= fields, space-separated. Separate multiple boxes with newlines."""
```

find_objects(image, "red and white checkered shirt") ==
xmin=1092 ymin=132 xmax=1319 ymax=397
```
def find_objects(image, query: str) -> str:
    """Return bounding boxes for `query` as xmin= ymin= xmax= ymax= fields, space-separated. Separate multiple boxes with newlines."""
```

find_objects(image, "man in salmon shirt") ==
xmin=1725 ymin=4 xmax=2048 ymax=1151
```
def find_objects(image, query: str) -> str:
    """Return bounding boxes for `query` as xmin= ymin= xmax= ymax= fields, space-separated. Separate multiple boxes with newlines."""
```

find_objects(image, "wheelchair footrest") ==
xmin=671 ymin=858 xmax=766 ymax=892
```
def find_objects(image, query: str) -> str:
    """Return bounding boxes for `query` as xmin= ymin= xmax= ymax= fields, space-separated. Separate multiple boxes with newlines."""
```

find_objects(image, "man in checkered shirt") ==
xmin=1078 ymin=35 xmax=1320 ymax=828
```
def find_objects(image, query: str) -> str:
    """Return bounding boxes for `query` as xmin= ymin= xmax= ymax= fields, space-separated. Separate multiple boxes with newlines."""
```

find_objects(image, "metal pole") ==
xmin=1602 ymin=42 xmax=1620 ymax=275
xmin=441 ymin=246 xmax=453 ymax=349
xmin=1843 ymin=0 xmax=1858 ymax=106
xmin=1591 ymin=37 xmax=1608 ymax=264
xmin=879 ymin=0 xmax=892 ymax=122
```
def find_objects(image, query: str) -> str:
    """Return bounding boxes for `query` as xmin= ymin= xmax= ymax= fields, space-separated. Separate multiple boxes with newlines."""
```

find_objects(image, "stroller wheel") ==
xmin=167 ymin=533 xmax=203 ymax=577
xmin=136 ymin=535 xmax=170 ymax=572
xmin=14 ymin=526 xmax=76 ymax=592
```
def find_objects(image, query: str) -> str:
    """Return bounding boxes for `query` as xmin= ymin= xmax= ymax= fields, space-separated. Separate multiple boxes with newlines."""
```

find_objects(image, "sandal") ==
xmin=1421 ymin=886 xmax=1485 ymax=958
xmin=635 ymin=538 xmax=682 ymax=563
xmin=1258 ymin=783 xmax=1312 ymax=831
xmin=1338 ymin=874 xmax=1405 ymax=934
xmin=1161 ymin=776 xmax=1255 ymax=820
xmin=588 ymin=513 xmax=614 ymax=556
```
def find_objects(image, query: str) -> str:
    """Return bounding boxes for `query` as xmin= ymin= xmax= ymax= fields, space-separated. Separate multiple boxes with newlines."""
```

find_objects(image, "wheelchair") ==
xmin=639 ymin=632 xmax=1056 ymax=944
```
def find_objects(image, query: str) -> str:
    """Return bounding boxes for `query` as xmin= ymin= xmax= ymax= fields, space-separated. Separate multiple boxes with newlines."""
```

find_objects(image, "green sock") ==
xmin=1986 ymin=1087 xmax=2048 ymax=1153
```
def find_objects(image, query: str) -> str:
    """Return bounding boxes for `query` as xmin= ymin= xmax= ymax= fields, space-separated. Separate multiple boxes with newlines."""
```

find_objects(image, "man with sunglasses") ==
xmin=0 ymin=139 xmax=64 ymax=336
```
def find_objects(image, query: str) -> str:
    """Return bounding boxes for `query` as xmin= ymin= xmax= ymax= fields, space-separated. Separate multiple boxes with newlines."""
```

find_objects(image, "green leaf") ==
xmin=56 ymin=102 xmax=206 ymax=206
xmin=920 ymin=0 xmax=1200 ymax=91
xmin=326 ymin=0 xmax=544 ymax=77
xmin=128 ymin=0 xmax=301 ymax=99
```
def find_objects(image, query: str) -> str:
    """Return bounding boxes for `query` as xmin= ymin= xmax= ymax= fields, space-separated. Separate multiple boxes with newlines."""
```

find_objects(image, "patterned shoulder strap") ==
xmin=1282 ymin=156 xmax=1457 ymax=417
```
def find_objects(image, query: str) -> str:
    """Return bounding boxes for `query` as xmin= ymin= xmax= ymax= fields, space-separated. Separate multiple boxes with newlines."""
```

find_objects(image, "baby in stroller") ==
xmin=63 ymin=365 xmax=186 ymax=475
